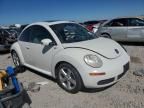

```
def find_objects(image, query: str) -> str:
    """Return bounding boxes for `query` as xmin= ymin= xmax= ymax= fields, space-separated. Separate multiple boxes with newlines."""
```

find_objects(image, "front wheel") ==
xmin=56 ymin=63 xmax=83 ymax=93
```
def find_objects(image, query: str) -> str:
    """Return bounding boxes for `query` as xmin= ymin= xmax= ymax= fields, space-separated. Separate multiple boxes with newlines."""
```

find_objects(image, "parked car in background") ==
xmin=83 ymin=20 xmax=106 ymax=33
xmin=11 ymin=21 xmax=130 ymax=93
xmin=97 ymin=17 xmax=144 ymax=42
xmin=0 ymin=28 xmax=18 ymax=51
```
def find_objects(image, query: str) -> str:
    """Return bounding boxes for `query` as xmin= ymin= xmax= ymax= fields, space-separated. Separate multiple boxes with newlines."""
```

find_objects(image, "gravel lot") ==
xmin=0 ymin=44 xmax=144 ymax=108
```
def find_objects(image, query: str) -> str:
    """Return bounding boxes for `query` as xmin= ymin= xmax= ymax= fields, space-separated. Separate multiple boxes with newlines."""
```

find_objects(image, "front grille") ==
xmin=97 ymin=77 xmax=115 ymax=85
xmin=118 ymin=62 xmax=129 ymax=79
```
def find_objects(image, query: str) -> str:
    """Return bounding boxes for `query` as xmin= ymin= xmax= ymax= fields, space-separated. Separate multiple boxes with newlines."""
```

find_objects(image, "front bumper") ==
xmin=97 ymin=62 xmax=129 ymax=85
xmin=78 ymin=51 xmax=130 ymax=88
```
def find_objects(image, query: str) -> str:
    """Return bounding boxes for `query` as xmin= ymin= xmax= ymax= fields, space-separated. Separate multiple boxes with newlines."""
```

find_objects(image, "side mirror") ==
xmin=41 ymin=39 xmax=52 ymax=46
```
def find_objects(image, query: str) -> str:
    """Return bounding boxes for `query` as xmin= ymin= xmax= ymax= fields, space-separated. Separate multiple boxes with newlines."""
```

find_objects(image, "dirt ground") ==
xmin=0 ymin=44 xmax=144 ymax=108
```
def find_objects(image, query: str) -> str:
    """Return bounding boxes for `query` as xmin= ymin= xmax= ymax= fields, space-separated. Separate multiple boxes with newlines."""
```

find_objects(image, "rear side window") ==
xmin=106 ymin=19 xmax=128 ymax=27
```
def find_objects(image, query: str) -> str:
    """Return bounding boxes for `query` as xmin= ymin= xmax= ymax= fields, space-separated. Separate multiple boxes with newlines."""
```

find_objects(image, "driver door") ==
xmin=19 ymin=25 xmax=60 ymax=75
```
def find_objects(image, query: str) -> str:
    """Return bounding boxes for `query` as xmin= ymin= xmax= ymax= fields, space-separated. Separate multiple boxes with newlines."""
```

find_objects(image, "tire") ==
xmin=101 ymin=34 xmax=111 ymax=38
xmin=11 ymin=51 xmax=21 ymax=67
xmin=56 ymin=63 xmax=82 ymax=93
xmin=11 ymin=51 xmax=26 ymax=72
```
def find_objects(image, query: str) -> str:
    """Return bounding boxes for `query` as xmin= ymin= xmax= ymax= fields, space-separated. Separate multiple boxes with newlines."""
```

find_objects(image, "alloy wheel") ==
xmin=59 ymin=67 xmax=77 ymax=90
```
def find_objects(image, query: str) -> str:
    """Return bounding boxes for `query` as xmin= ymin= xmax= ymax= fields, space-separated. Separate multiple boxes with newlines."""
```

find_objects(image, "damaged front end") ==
xmin=0 ymin=29 xmax=18 ymax=51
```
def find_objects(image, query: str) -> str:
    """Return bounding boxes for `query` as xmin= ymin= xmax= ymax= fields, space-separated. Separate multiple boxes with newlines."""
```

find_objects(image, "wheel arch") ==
xmin=54 ymin=60 xmax=84 ymax=88
xmin=52 ymin=54 xmax=84 ymax=81
xmin=55 ymin=61 xmax=72 ymax=78
xmin=11 ymin=42 xmax=25 ymax=65
xmin=51 ymin=48 xmax=95 ymax=88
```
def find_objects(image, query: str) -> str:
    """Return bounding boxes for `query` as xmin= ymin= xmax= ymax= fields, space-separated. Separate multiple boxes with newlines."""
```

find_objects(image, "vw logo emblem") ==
xmin=115 ymin=49 xmax=119 ymax=54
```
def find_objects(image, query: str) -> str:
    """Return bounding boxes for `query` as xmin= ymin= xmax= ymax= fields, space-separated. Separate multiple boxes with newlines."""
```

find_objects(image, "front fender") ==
xmin=10 ymin=42 xmax=25 ymax=65
xmin=51 ymin=48 xmax=95 ymax=78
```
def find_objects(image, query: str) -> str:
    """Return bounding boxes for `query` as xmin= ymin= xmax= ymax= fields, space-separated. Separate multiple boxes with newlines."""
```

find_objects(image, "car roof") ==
xmin=36 ymin=21 xmax=75 ymax=26
xmin=20 ymin=21 xmax=77 ymax=33
xmin=112 ymin=16 xmax=143 ymax=20
xmin=26 ymin=21 xmax=76 ymax=28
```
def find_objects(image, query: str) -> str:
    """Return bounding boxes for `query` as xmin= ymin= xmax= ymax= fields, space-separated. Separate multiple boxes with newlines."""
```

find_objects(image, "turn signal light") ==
xmin=89 ymin=72 xmax=106 ymax=76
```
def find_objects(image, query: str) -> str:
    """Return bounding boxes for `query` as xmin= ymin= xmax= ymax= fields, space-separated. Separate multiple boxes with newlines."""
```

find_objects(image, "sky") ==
xmin=0 ymin=0 xmax=144 ymax=25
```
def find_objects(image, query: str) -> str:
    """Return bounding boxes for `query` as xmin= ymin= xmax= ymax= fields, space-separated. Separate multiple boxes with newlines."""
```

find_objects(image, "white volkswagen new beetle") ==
xmin=11 ymin=21 xmax=130 ymax=93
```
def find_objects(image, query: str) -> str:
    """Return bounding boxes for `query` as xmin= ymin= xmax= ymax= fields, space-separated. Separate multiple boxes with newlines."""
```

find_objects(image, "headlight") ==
xmin=84 ymin=54 xmax=103 ymax=68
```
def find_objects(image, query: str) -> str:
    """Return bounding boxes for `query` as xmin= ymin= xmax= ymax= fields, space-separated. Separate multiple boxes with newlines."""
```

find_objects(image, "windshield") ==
xmin=50 ymin=23 xmax=96 ymax=43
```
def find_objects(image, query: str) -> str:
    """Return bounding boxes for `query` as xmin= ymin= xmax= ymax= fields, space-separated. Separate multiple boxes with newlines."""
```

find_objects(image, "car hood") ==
xmin=62 ymin=37 xmax=122 ymax=59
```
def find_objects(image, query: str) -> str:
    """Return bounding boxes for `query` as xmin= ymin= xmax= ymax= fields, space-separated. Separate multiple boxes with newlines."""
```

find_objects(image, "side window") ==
xmin=128 ymin=18 xmax=144 ymax=26
xmin=110 ymin=19 xmax=127 ymax=27
xmin=29 ymin=25 xmax=55 ymax=44
xmin=19 ymin=27 xmax=30 ymax=42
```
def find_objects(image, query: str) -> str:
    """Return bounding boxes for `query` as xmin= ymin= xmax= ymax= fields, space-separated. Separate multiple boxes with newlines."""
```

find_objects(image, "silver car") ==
xmin=97 ymin=17 xmax=144 ymax=42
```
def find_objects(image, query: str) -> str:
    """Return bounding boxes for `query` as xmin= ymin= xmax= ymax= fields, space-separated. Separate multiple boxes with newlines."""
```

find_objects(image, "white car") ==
xmin=11 ymin=21 xmax=130 ymax=93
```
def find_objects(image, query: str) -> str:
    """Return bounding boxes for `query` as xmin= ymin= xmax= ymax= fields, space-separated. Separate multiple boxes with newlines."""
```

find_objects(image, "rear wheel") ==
xmin=56 ymin=63 xmax=82 ymax=93
xmin=11 ymin=51 xmax=21 ymax=66
xmin=11 ymin=51 xmax=26 ymax=71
